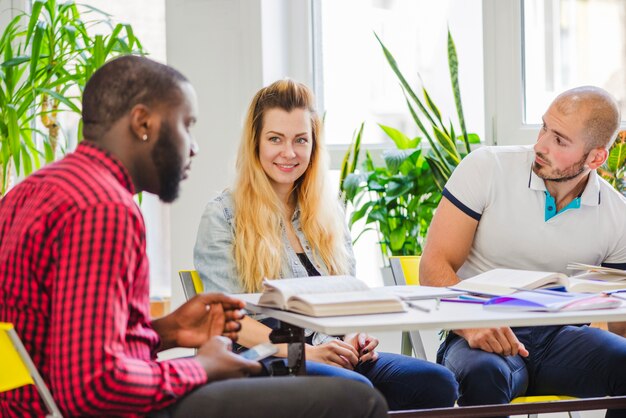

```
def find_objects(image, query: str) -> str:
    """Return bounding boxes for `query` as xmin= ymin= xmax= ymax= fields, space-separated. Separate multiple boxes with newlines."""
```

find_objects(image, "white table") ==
xmin=238 ymin=293 xmax=626 ymax=333
xmin=238 ymin=293 xmax=626 ymax=417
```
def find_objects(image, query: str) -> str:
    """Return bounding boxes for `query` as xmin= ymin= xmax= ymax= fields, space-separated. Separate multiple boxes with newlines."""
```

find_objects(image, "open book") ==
xmin=484 ymin=290 xmax=623 ymax=312
xmin=450 ymin=269 xmax=568 ymax=296
xmin=257 ymin=276 xmax=406 ymax=317
xmin=450 ymin=268 xmax=626 ymax=296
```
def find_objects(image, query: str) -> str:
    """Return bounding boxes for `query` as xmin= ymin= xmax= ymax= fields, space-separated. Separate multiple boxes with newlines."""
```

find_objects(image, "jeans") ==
xmin=265 ymin=352 xmax=458 ymax=411
xmin=148 ymin=377 xmax=388 ymax=418
xmin=437 ymin=325 xmax=626 ymax=417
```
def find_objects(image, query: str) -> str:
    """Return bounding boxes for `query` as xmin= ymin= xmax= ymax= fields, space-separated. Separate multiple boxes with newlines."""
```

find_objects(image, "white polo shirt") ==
xmin=442 ymin=145 xmax=626 ymax=279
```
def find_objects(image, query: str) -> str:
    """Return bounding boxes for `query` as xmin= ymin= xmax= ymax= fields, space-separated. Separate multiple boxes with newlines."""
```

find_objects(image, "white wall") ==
xmin=165 ymin=0 xmax=313 ymax=308
xmin=165 ymin=0 xmax=266 ymax=308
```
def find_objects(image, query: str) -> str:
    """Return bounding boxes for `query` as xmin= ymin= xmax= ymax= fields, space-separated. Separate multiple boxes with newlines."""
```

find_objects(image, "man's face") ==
xmin=532 ymin=103 xmax=592 ymax=182
xmin=152 ymin=82 xmax=199 ymax=202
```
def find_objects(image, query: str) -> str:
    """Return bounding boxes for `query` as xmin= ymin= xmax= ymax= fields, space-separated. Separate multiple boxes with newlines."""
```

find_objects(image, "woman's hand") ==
xmin=344 ymin=333 xmax=379 ymax=363
xmin=306 ymin=339 xmax=360 ymax=369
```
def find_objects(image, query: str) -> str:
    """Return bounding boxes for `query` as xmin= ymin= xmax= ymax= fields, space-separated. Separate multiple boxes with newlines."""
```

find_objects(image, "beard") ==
xmin=152 ymin=121 xmax=185 ymax=203
xmin=532 ymin=151 xmax=589 ymax=183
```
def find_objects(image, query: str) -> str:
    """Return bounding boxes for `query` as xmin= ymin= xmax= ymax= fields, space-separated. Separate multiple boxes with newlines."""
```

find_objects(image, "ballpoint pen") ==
xmin=405 ymin=301 xmax=431 ymax=313
xmin=510 ymin=287 xmax=574 ymax=297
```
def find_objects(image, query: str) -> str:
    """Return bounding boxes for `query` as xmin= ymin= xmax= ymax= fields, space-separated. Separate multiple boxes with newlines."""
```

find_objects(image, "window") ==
xmin=523 ymin=0 xmax=626 ymax=124
xmin=314 ymin=0 xmax=484 ymax=165
xmin=314 ymin=0 xmax=484 ymax=285
xmin=483 ymin=0 xmax=626 ymax=146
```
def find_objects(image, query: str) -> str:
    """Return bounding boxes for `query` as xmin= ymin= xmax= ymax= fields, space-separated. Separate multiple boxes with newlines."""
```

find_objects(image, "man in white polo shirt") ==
xmin=420 ymin=86 xmax=626 ymax=415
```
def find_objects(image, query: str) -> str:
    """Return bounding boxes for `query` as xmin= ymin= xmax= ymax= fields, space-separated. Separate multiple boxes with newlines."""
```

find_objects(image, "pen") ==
xmin=405 ymin=301 xmax=431 ymax=313
xmin=440 ymin=297 xmax=485 ymax=304
xmin=510 ymin=287 xmax=574 ymax=297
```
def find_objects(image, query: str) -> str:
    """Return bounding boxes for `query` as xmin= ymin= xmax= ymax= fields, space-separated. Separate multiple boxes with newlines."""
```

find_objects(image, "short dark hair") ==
xmin=82 ymin=55 xmax=189 ymax=140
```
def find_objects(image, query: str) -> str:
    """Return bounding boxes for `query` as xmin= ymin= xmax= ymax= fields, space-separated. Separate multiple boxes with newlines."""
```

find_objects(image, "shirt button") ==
xmin=298 ymin=227 xmax=302 ymax=232
xmin=548 ymin=206 xmax=554 ymax=211
xmin=305 ymin=246 xmax=310 ymax=250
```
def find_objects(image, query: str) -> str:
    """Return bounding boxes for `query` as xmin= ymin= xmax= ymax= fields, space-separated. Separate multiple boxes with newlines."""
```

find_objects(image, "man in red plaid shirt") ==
xmin=0 ymin=56 xmax=386 ymax=418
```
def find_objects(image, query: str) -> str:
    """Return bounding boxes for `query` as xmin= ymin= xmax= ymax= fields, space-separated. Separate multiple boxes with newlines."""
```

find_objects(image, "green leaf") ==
xmin=20 ymin=143 xmax=33 ymax=175
xmin=606 ymin=143 xmax=626 ymax=172
xmin=343 ymin=173 xmax=366 ymax=201
xmin=425 ymin=155 xmax=450 ymax=191
xmin=351 ymin=122 xmax=364 ymax=172
xmin=389 ymin=225 xmax=406 ymax=251
xmin=433 ymin=126 xmax=461 ymax=164
xmin=379 ymin=123 xmax=410 ymax=149
xmin=349 ymin=200 xmax=375 ymax=225
xmin=423 ymin=86 xmax=448 ymax=136
xmin=26 ymin=0 xmax=46 ymax=44
xmin=365 ymin=150 xmax=375 ymax=171
xmin=35 ymin=87 xmax=81 ymax=113
xmin=1 ymin=56 xmax=30 ymax=68
xmin=383 ymin=149 xmax=409 ymax=173
xmin=29 ymin=22 xmax=46 ymax=83
xmin=386 ymin=179 xmax=413 ymax=200
xmin=43 ymin=140 xmax=55 ymax=163
xmin=408 ymin=136 xmax=422 ymax=148
xmin=374 ymin=32 xmax=437 ymax=127
xmin=6 ymin=105 xmax=21 ymax=175
xmin=448 ymin=28 xmax=470 ymax=154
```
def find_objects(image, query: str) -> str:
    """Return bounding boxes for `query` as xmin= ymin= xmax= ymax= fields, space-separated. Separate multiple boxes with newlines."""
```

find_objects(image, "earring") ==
xmin=142 ymin=134 xmax=148 ymax=142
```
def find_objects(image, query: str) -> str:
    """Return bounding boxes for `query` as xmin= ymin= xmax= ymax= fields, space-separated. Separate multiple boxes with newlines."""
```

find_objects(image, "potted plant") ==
xmin=343 ymin=124 xmax=440 ymax=259
xmin=598 ymin=130 xmax=625 ymax=195
xmin=340 ymin=29 xmax=480 ymax=265
xmin=0 ymin=0 xmax=144 ymax=196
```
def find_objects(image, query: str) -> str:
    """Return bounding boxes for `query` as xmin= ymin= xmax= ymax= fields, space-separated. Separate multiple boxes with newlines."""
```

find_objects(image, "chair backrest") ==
xmin=179 ymin=270 xmax=204 ymax=301
xmin=0 ymin=322 xmax=63 ymax=418
xmin=389 ymin=256 xmax=420 ymax=286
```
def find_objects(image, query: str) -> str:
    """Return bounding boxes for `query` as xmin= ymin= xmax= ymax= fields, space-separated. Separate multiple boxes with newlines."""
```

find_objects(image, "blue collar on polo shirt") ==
xmin=527 ymin=167 xmax=602 ymax=222
xmin=544 ymin=191 xmax=581 ymax=221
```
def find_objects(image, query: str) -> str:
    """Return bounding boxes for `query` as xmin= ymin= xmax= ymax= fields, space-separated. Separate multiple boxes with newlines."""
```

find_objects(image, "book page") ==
xmin=287 ymin=290 xmax=405 ymax=316
xmin=259 ymin=276 xmax=368 ymax=308
xmin=452 ymin=269 xmax=568 ymax=296
xmin=567 ymin=263 xmax=626 ymax=277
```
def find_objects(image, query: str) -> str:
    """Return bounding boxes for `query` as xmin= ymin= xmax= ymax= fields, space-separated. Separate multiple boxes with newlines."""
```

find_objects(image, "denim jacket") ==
xmin=193 ymin=190 xmax=356 ymax=345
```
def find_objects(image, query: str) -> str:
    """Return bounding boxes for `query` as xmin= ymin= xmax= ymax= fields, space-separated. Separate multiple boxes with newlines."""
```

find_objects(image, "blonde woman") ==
xmin=194 ymin=79 xmax=458 ymax=410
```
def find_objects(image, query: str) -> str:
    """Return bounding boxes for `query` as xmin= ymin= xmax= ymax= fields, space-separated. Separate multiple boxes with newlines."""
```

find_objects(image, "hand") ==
xmin=195 ymin=336 xmax=263 ymax=382
xmin=344 ymin=333 xmax=379 ymax=363
xmin=306 ymin=339 xmax=360 ymax=369
xmin=154 ymin=293 xmax=246 ymax=350
xmin=454 ymin=327 xmax=529 ymax=357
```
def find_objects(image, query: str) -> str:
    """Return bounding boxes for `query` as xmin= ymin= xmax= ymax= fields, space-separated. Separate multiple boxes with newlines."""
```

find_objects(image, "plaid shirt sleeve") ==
xmin=49 ymin=202 xmax=207 ymax=416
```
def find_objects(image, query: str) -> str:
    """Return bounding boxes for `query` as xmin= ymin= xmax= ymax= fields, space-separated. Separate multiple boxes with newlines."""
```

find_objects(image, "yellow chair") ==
xmin=0 ymin=322 xmax=63 ymax=418
xmin=389 ymin=256 xmax=426 ymax=358
xmin=389 ymin=256 xmax=581 ymax=418
xmin=179 ymin=270 xmax=204 ymax=300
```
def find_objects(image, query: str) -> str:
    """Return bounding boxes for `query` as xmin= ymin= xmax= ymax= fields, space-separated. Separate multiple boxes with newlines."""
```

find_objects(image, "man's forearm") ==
xmin=419 ymin=253 xmax=462 ymax=287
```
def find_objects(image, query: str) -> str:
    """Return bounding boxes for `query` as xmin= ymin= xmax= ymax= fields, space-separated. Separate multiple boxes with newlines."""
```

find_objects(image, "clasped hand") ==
xmin=307 ymin=332 xmax=379 ymax=369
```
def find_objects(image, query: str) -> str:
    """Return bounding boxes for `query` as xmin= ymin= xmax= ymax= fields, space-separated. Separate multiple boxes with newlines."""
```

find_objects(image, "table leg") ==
xmin=268 ymin=321 xmax=306 ymax=376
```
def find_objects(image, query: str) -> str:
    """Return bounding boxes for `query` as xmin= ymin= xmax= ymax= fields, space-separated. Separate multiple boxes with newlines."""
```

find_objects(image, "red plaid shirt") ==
xmin=0 ymin=142 xmax=207 ymax=417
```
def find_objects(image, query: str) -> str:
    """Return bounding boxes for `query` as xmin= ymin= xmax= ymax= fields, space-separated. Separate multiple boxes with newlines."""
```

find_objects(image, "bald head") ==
xmin=552 ymin=86 xmax=621 ymax=149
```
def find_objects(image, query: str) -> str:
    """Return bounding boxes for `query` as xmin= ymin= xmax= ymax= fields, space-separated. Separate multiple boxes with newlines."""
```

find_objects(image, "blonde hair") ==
xmin=233 ymin=79 xmax=351 ymax=292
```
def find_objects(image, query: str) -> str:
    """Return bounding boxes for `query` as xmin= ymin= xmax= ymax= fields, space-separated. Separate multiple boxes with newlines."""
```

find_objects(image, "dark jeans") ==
xmin=150 ymin=376 xmax=387 ymax=418
xmin=263 ymin=352 xmax=458 ymax=411
xmin=437 ymin=325 xmax=626 ymax=417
